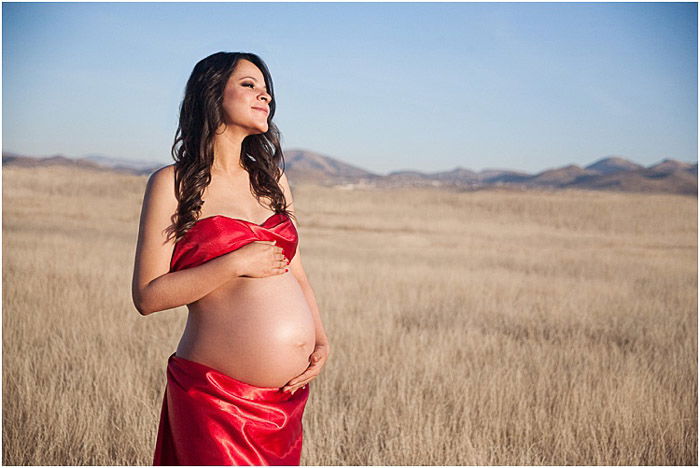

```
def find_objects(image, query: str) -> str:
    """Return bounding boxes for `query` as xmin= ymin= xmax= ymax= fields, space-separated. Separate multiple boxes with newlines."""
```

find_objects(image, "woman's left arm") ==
xmin=278 ymin=173 xmax=331 ymax=394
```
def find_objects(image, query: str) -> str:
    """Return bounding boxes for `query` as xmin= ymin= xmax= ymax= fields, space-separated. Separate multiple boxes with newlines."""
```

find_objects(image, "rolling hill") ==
xmin=3 ymin=151 xmax=696 ymax=196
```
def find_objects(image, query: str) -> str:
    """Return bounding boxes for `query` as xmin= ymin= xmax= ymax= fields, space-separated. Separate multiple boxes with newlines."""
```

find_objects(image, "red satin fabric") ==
xmin=153 ymin=353 xmax=310 ymax=466
xmin=170 ymin=213 xmax=299 ymax=272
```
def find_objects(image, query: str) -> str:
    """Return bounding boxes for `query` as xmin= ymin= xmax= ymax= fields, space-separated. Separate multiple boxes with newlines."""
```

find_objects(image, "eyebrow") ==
xmin=238 ymin=76 xmax=267 ymax=90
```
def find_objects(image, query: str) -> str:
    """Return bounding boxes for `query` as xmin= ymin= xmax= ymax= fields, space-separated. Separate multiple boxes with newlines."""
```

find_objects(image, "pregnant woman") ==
xmin=131 ymin=52 xmax=330 ymax=465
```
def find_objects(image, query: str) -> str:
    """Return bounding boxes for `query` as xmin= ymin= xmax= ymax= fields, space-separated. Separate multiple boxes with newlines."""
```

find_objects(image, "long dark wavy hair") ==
xmin=167 ymin=51 xmax=291 ymax=242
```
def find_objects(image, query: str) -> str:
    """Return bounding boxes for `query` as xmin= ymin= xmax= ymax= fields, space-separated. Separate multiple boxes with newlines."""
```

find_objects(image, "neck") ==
xmin=212 ymin=125 xmax=249 ymax=177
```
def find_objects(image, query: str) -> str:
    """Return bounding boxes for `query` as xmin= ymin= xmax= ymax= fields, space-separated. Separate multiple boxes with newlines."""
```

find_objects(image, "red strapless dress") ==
xmin=169 ymin=213 xmax=299 ymax=272
xmin=153 ymin=213 xmax=310 ymax=466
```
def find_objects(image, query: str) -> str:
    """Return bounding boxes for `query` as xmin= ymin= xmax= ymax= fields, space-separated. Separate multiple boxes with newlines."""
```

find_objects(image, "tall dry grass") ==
xmin=2 ymin=165 xmax=697 ymax=465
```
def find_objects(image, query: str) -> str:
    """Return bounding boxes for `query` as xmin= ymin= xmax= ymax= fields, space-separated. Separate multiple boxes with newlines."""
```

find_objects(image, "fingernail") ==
xmin=285 ymin=268 xmax=288 ymax=272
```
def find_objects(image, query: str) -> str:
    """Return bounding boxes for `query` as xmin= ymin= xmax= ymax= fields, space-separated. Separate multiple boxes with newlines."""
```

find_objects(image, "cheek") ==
xmin=225 ymin=88 xmax=245 ymax=102
xmin=222 ymin=91 xmax=248 ymax=117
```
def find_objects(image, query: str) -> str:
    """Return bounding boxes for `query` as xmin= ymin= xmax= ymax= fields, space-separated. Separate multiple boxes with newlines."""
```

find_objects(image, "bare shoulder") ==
xmin=152 ymin=163 xmax=176 ymax=178
xmin=147 ymin=164 xmax=176 ymax=195
xmin=144 ymin=164 xmax=178 ymax=210
xmin=139 ymin=164 xmax=178 ymax=241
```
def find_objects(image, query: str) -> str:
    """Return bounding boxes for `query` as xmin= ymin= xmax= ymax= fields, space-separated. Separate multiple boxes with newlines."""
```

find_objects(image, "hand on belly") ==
xmin=180 ymin=274 xmax=317 ymax=388
xmin=224 ymin=312 xmax=316 ymax=387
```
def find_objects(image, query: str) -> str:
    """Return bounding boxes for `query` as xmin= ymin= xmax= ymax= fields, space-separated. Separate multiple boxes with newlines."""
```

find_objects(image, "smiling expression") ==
xmin=220 ymin=59 xmax=273 ymax=135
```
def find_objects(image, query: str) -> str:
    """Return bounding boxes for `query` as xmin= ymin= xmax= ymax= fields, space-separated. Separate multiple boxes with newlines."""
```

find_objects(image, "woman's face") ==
xmin=220 ymin=59 xmax=273 ymax=135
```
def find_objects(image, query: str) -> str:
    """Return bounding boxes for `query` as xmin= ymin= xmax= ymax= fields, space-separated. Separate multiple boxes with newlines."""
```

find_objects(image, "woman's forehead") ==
xmin=232 ymin=59 xmax=264 ymax=78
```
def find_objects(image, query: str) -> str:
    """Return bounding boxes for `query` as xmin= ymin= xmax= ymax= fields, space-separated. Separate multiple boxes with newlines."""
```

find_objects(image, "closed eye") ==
xmin=242 ymin=83 xmax=255 ymax=88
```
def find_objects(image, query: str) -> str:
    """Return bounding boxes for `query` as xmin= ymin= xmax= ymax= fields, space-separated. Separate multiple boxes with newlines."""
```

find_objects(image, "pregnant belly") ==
xmin=176 ymin=272 xmax=316 ymax=388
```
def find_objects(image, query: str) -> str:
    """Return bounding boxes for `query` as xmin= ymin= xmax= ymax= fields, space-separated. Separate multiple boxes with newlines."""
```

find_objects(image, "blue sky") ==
xmin=3 ymin=2 xmax=697 ymax=174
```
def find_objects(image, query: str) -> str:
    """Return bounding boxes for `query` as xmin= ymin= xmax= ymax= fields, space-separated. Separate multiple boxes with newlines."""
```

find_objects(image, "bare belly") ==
xmin=175 ymin=271 xmax=316 ymax=388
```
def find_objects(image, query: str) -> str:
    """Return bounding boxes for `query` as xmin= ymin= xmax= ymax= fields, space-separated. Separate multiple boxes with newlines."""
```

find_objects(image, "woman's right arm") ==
xmin=131 ymin=165 xmax=232 ymax=315
xmin=131 ymin=165 xmax=286 ymax=316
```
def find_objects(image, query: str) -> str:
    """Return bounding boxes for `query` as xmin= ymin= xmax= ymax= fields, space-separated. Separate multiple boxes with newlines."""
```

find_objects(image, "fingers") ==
xmin=255 ymin=242 xmax=284 ymax=256
xmin=276 ymin=252 xmax=289 ymax=275
xmin=285 ymin=365 xmax=320 ymax=391
xmin=284 ymin=361 xmax=320 ymax=389
xmin=284 ymin=380 xmax=312 ymax=395
xmin=282 ymin=349 xmax=328 ymax=394
xmin=272 ymin=246 xmax=285 ymax=261
xmin=282 ymin=372 xmax=317 ymax=394
xmin=285 ymin=372 xmax=319 ymax=389
xmin=249 ymin=241 xmax=288 ymax=276
xmin=272 ymin=261 xmax=288 ymax=275
xmin=263 ymin=245 xmax=287 ymax=276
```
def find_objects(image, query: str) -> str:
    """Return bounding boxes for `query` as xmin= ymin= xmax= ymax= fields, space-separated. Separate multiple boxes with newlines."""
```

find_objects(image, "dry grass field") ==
xmin=2 ymin=164 xmax=697 ymax=465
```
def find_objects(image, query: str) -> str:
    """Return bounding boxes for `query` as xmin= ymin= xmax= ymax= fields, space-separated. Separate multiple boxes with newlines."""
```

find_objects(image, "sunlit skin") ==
xmin=134 ymin=59 xmax=329 ymax=393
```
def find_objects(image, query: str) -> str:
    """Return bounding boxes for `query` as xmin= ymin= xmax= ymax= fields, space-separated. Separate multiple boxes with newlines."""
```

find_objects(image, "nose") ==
xmin=259 ymin=90 xmax=272 ymax=104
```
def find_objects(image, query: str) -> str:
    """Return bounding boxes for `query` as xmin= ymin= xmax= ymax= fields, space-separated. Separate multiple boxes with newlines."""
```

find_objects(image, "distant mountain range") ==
xmin=3 ymin=150 xmax=697 ymax=196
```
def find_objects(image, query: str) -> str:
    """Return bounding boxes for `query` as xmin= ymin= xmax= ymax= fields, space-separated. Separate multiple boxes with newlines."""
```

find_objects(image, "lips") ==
xmin=252 ymin=107 xmax=269 ymax=115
